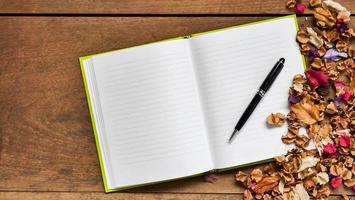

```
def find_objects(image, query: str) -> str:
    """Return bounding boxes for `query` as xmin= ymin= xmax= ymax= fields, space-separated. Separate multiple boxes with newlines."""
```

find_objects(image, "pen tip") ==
xmin=228 ymin=129 xmax=238 ymax=144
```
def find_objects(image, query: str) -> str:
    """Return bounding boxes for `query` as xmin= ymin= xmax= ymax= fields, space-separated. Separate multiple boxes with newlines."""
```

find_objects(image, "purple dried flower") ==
xmin=338 ymin=23 xmax=348 ymax=33
xmin=336 ymin=19 xmax=348 ymax=33
xmin=323 ymin=48 xmax=348 ymax=61
xmin=288 ymin=94 xmax=300 ymax=104
xmin=333 ymin=96 xmax=342 ymax=107
xmin=308 ymin=49 xmax=318 ymax=61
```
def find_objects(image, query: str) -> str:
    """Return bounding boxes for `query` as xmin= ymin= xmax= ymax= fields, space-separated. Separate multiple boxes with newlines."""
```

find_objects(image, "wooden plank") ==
xmin=0 ymin=0 xmax=354 ymax=14
xmin=0 ymin=16 xmax=354 ymax=195
xmin=0 ymin=192 xmax=348 ymax=200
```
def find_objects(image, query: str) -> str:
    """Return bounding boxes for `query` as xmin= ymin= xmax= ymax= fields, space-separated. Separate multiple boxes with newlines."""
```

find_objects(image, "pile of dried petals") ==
xmin=235 ymin=1 xmax=354 ymax=199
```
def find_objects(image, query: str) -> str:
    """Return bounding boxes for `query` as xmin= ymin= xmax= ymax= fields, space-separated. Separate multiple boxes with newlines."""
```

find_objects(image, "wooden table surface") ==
xmin=0 ymin=1 xmax=354 ymax=199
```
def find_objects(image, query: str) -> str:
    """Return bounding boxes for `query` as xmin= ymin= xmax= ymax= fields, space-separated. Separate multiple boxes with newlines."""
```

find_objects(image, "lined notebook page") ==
xmin=190 ymin=17 xmax=305 ymax=169
xmin=91 ymin=39 xmax=213 ymax=188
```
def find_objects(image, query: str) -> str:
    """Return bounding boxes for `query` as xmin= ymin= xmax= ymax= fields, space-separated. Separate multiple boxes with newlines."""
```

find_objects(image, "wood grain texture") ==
xmin=0 ymin=16 xmax=354 ymax=198
xmin=0 ymin=192 xmax=349 ymax=200
xmin=0 ymin=0 xmax=354 ymax=14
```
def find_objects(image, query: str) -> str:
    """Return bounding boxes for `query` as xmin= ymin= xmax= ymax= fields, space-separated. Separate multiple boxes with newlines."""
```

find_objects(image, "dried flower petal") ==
xmin=334 ymin=80 xmax=345 ymax=88
xmin=330 ymin=176 xmax=342 ymax=188
xmin=288 ymin=94 xmax=300 ymax=104
xmin=338 ymin=135 xmax=351 ymax=147
xmin=324 ymin=48 xmax=348 ymax=61
xmin=307 ymin=49 xmax=318 ymax=61
xmin=305 ymin=70 xmax=329 ymax=87
xmin=336 ymin=19 xmax=349 ymax=33
xmin=322 ymin=143 xmax=337 ymax=157
xmin=294 ymin=3 xmax=306 ymax=14
xmin=267 ymin=113 xmax=286 ymax=126
xmin=341 ymin=89 xmax=352 ymax=101
xmin=333 ymin=96 xmax=342 ymax=107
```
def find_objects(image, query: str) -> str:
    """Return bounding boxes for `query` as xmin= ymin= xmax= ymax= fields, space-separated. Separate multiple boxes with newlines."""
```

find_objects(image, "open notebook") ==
xmin=79 ymin=15 xmax=306 ymax=192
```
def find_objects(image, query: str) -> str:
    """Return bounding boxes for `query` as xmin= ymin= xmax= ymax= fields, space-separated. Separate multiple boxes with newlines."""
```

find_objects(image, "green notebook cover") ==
xmin=79 ymin=14 xmax=306 ymax=193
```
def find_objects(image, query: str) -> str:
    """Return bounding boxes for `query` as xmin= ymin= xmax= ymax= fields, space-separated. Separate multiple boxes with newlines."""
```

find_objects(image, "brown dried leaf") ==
xmin=300 ymin=43 xmax=311 ymax=53
xmin=351 ymin=76 xmax=355 ymax=95
xmin=290 ymin=100 xmax=322 ymax=125
xmin=342 ymin=193 xmax=350 ymax=200
xmin=309 ymin=0 xmax=321 ymax=7
xmin=297 ymin=156 xmax=319 ymax=172
xmin=318 ymin=46 xmax=326 ymax=57
xmin=336 ymin=40 xmax=348 ymax=52
xmin=315 ymin=172 xmax=329 ymax=185
xmin=304 ymin=178 xmax=316 ymax=191
xmin=264 ymin=194 xmax=273 ymax=200
xmin=337 ymin=11 xmax=350 ymax=22
xmin=314 ymin=7 xmax=336 ymax=28
xmin=243 ymin=189 xmax=254 ymax=200
xmin=325 ymin=102 xmax=338 ymax=114
xmin=267 ymin=113 xmax=286 ymax=126
xmin=275 ymin=155 xmax=285 ymax=163
xmin=322 ymin=29 xmax=339 ymax=42
xmin=296 ymin=31 xmax=309 ymax=44
xmin=342 ymin=168 xmax=352 ymax=180
xmin=315 ymin=186 xmax=331 ymax=198
xmin=295 ymin=135 xmax=310 ymax=148
xmin=292 ymin=184 xmax=310 ymax=200
xmin=348 ymin=46 xmax=355 ymax=58
xmin=330 ymin=162 xmax=345 ymax=176
xmin=344 ymin=156 xmax=354 ymax=168
xmin=306 ymin=27 xmax=324 ymax=48
xmin=281 ymin=131 xmax=297 ymax=144
xmin=293 ymin=74 xmax=307 ymax=84
xmin=252 ymin=176 xmax=279 ymax=194
xmin=323 ymin=0 xmax=351 ymax=16
xmin=310 ymin=57 xmax=324 ymax=69
xmin=344 ymin=179 xmax=355 ymax=187
xmin=286 ymin=0 xmax=296 ymax=9
xmin=235 ymin=171 xmax=249 ymax=184
xmin=344 ymin=28 xmax=355 ymax=38
xmin=250 ymin=169 xmax=263 ymax=183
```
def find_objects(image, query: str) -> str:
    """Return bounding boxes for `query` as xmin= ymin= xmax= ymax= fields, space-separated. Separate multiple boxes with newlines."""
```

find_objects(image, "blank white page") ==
xmin=189 ymin=17 xmax=305 ymax=169
xmin=91 ymin=39 xmax=213 ymax=189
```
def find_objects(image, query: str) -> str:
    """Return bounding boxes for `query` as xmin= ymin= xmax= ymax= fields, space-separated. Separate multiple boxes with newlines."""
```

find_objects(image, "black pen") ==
xmin=228 ymin=58 xmax=285 ymax=143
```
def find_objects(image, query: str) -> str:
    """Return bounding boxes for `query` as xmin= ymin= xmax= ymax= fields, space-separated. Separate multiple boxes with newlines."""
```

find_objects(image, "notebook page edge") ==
xmin=79 ymin=57 xmax=114 ymax=191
